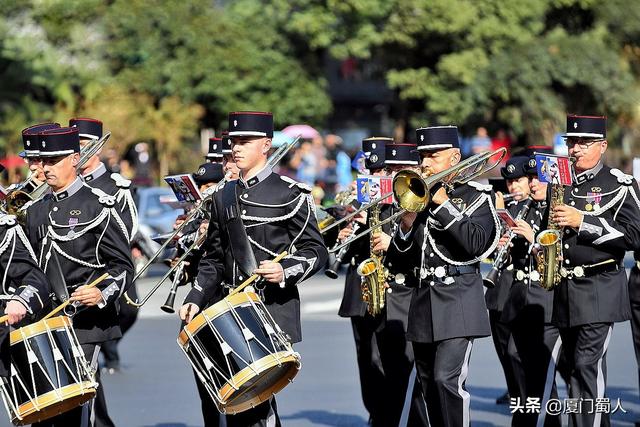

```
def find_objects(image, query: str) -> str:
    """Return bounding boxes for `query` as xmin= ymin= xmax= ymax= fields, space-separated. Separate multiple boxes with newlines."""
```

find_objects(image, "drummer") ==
xmin=179 ymin=111 xmax=328 ymax=427
xmin=23 ymin=126 xmax=133 ymax=427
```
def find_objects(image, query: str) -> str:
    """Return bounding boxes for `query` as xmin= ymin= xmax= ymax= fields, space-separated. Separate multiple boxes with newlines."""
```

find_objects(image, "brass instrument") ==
xmin=356 ymin=203 xmax=387 ymax=316
xmin=329 ymin=148 xmax=507 ymax=252
xmin=536 ymin=184 xmax=564 ymax=290
xmin=124 ymin=135 xmax=301 ymax=309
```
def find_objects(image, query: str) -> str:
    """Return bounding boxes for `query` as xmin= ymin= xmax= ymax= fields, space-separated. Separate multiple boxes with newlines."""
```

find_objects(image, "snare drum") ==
xmin=0 ymin=316 xmax=97 ymax=426
xmin=178 ymin=291 xmax=301 ymax=414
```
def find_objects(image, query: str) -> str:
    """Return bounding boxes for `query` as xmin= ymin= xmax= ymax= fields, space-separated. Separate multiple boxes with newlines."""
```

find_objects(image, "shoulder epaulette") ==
xmin=610 ymin=168 xmax=634 ymax=185
xmin=110 ymin=173 xmax=131 ymax=189
xmin=280 ymin=175 xmax=312 ymax=193
xmin=467 ymin=181 xmax=493 ymax=193
xmin=91 ymin=187 xmax=117 ymax=207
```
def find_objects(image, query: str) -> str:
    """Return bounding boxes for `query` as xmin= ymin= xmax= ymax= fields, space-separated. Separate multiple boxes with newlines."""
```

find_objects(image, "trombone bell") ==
xmin=392 ymin=170 xmax=430 ymax=213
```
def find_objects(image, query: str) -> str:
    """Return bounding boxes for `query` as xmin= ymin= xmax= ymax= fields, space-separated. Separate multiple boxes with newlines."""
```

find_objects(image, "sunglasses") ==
xmin=565 ymin=138 xmax=604 ymax=149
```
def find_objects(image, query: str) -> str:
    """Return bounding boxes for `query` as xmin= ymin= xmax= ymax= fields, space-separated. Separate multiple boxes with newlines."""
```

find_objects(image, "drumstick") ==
xmin=228 ymin=251 xmax=288 ymax=297
xmin=43 ymin=272 xmax=110 ymax=320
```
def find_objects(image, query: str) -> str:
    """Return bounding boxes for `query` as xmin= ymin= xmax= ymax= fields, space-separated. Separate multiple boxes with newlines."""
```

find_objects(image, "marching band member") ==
xmin=24 ymin=126 xmax=134 ymax=427
xmin=179 ymin=111 xmax=328 ymax=427
xmin=500 ymin=150 xmax=561 ymax=427
xmin=378 ymin=142 xmax=429 ymax=427
xmin=387 ymin=125 xmax=499 ymax=427
xmin=18 ymin=123 xmax=60 ymax=185
xmin=550 ymin=114 xmax=640 ymax=427
xmin=484 ymin=156 xmax=530 ymax=405
xmin=336 ymin=137 xmax=386 ymax=426
xmin=71 ymin=117 xmax=140 ymax=380
xmin=0 ymin=189 xmax=52 ymax=376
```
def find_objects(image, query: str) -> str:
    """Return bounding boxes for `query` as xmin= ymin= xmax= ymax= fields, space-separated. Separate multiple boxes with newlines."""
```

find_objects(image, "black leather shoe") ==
xmin=496 ymin=391 xmax=510 ymax=405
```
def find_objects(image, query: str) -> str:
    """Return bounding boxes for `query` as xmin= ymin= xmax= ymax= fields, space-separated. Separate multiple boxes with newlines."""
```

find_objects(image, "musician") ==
xmin=377 ymin=142 xmax=429 ymax=426
xmin=335 ymin=137 xmax=387 ymax=426
xmin=24 ymin=126 xmax=134 ymax=427
xmin=179 ymin=111 xmax=328 ymax=427
xmin=549 ymin=114 xmax=640 ymax=427
xmin=387 ymin=125 xmax=498 ymax=427
xmin=206 ymin=136 xmax=224 ymax=164
xmin=484 ymin=156 xmax=530 ymax=405
xmin=71 ymin=118 xmax=140 ymax=379
xmin=0 ymin=205 xmax=52 ymax=377
xmin=500 ymin=150 xmax=562 ymax=427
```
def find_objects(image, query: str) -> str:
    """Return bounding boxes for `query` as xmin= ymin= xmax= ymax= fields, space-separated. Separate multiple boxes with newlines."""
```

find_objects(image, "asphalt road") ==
xmin=1 ymin=266 xmax=638 ymax=426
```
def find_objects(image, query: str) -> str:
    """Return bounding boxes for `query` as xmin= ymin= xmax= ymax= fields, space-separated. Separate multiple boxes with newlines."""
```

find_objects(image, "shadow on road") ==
xmin=281 ymin=410 xmax=368 ymax=426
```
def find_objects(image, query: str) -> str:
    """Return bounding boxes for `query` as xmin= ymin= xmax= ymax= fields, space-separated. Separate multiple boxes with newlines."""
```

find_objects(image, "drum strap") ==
xmin=222 ymin=182 xmax=258 ymax=278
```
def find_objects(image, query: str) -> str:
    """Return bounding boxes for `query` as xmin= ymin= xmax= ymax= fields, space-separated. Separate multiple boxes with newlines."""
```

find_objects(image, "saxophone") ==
xmin=356 ymin=203 xmax=387 ymax=316
xmin=536 ymin=184 xmax=564 ymax=290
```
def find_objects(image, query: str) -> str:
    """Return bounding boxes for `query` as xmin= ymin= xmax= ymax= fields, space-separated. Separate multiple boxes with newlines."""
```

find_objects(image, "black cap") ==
xmin=385 ymin=143 xmax=419 ymax=166
xmin=500 ymin=156 xmax=528 ymax=180
xmin=69 ymin=118 xmax=103 ymax=140
xmin=228 ymin=111 xmax=274 ymax=138
xmin=523 ymin=146 xmax=554 ymax=175
xmin=416 ymin=126 xmax=460 ymax=151
xmin=563 ymin=114 xmax=606 ymax=139
xmin=221 ymin=131 xmax=232 ymax=155
xmin=362 ymin=137 xmax=389 ymax=171
xmin=38 ymin=127 xmax=80 ymax=157
xmin=21 ymin=123 xmax=61 ymax=158
xmin=193 ymin=162 xmax=225 ymax=185
xmin=206 ymin=137 xmax=223 ymax=159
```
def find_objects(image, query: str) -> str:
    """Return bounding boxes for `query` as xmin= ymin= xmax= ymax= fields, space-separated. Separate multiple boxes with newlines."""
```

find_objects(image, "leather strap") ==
xmin=222 ymin=182 xmax=258 ymax=278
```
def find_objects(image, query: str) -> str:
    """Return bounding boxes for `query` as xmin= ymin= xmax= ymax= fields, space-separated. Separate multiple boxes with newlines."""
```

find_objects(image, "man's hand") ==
xmin=552 ymin=205 xmax=583 ymax=229
xmin=173 ymin=214 xmax=187 ymax=230
xmin=511 ymin=219 xmax=535 ymax=244
xmin=179 ymin=303 xmax=200 ymax=323
xmin=372 ymin=232 xmax=391 ymax=252
xmin=5 ymin=300 xmax=27 ymax=325
xmin=70 ymin=286 xmax=104 ymax=307
xmin=431 ymin=186 xmax=449 ymax=206
xmin=337 ymin=223 xmax=354 ymax=242
xmin=254 ymin=261 xmax=285 ymax=284
xmin=497 ymin=232 xmax=511 ymax=249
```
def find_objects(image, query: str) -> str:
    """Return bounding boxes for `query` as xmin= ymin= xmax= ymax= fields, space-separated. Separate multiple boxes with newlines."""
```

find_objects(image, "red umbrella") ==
xmin=0 ymin=155 xmax=27 ymax=169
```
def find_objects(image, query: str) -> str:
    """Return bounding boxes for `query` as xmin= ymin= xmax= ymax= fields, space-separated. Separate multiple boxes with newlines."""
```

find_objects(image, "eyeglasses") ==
xmin=565 ymin=138 xmax=604 ymax=149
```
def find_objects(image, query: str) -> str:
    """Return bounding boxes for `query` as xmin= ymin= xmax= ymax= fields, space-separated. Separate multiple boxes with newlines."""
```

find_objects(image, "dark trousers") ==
xmin=559 ymin=323 xmax=613 ymax=427
xmin=33 ymin=344 xmax=114 ymax=427
xmin=0 ymin=302 xmax=8 ymax=378
xmin=194 ymin=368 xmax=223 ymax=427
xmin=489 ymin=310 xmax=523 ymax=399
xmin=101 ymin=287 xmax=139 ymax=368
xmin=350 ymin=315 xmax=386 ymax=424
xmin=225 ymin=398 xmax=280 ymax=427
xmin=510 ymin=310 xmax=562 ymax=427
xmin=413 ymin=338 xmax=474 ymax=427
xmin=376 ymin=289 xmax=428 ymax=427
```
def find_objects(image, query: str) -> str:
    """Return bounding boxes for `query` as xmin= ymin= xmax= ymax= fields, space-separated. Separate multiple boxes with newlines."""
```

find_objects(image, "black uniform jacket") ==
xmin=630 ymin=251 xmax=640 ymax=305
xmin=552 ymin=164 xmax=640 ymax=327
xmin=0 ymin=214 xmax=52 ymax=377
xmin=0 ymin=213 xmax=51 ymax=316
xmin=388 ymin=181 xmax=497 ymax=343
xmin=501 ymin=200 xmax=555 ymax=324
xmin=25 ymin=178 xmax=134 ymax=344
xmin=185 ymin=168 xmax=328 ymax=343
xmin=82 ymin=162 xmax=138 ymax=242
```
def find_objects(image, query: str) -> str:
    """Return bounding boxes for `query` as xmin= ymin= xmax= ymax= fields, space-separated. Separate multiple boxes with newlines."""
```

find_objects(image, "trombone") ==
xmin=329 ymin=148 xmax=507 ymax=253
xmin=124 ymin=134 xmax=302 ymax=309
